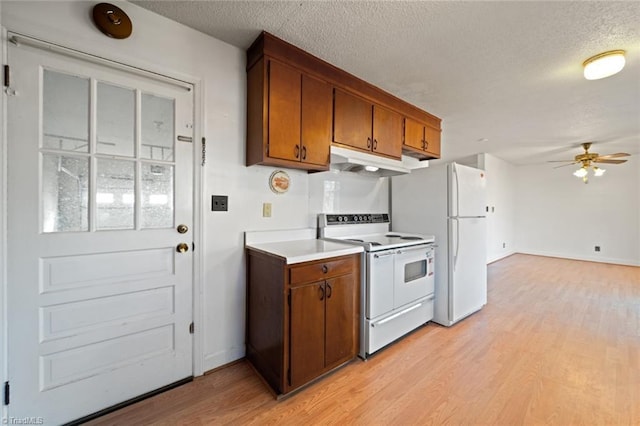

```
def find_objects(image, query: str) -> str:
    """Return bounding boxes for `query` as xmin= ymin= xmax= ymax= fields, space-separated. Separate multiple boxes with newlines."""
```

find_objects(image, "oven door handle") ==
xmin=373 ymin=251 xmax=396 ymax=258
xmin=372 ymin=303 xmax=422 ymax=327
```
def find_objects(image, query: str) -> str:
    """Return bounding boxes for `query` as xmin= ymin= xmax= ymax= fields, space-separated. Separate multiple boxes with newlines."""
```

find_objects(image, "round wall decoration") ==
xmin=92 ymin=3 xmax=133 ymax=39
xmin=269 ymin=170 xmax=290 ymax=194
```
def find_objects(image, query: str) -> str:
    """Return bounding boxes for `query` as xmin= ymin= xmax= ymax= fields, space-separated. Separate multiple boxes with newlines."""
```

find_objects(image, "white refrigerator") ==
xmin=391 ymin=162 xmax=487 ymax=326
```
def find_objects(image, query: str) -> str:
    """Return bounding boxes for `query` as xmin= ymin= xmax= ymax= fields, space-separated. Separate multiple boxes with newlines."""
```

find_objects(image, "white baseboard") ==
xmin=487 ymin=250 xmax=516 ymax=264
xmin=202 ymin=346 xmax=246 ymax=375
xmin=516 ymin=250 xmax=640 ymax=267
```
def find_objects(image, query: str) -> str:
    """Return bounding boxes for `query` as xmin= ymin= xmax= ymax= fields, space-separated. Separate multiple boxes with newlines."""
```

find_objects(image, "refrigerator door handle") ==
xmin=452 ymin=218 xmax=459 ymax=271
xmin=454 ymin=164 xmax=460 ymax=217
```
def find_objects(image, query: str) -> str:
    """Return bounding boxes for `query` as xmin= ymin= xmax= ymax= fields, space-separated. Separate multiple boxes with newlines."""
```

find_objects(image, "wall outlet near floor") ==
xmin=211 ymin=195 xmax=228 ymax=211
xmin=262 ymin=202 xmax=272 ymax=218
xmin=502 ymin=242 xmax=506 ymax=249
xmin=594 ymin=245 xmax=601 ymax=252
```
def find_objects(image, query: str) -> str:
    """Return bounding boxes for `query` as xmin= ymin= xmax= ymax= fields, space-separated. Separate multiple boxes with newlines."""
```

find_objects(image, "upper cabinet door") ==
xmin=424 ymin=125 xmax=441 ymax=158
xmin=301 ymin=74 xmax=332 ymax=167
xmin=372 ymin=105 xmax=403 ymax=159
xmin=333 ymin=89 xmax=372 ymax=152
xmin=268 ymin=60 xmax=302 ymax=162
xmin=404 ymin=117 xmax=425 ymax=151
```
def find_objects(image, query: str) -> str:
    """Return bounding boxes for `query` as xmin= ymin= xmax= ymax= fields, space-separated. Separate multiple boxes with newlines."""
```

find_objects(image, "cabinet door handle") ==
xmin=326 ymin=282 xmax=332 ymax=299
xmin=421 ymin=140 xmax=426 ymax=149
xmin=424 ymin=140 xmax=429 ymax=151
xmin=318 ymin=284 xmax=325 ymax=301
xmin=367 ymin=137 xmax=371 ymax=148
xmin=302 ymin=146 xmax=307 ymax=160
xmin=294 ymin=144 xmax=300 ymax=158
xmin=373 ymin=139 xmax=378 ymax=150
xmin=322 ymin=265 xmax=328 ymax=274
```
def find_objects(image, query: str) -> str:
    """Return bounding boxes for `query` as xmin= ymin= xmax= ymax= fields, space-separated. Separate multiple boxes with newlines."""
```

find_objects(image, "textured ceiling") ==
xmin=132 ymin=0 xmax=640 ymax=165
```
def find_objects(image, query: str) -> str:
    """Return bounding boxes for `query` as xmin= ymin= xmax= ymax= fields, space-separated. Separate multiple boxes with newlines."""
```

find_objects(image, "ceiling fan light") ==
xmin=594 ymin=167 xmax=606 ymax=177
xmin=573 ymin=167 xmax=588 ymax=178
xmin=583 ymin=50 xmax=626 ymax=80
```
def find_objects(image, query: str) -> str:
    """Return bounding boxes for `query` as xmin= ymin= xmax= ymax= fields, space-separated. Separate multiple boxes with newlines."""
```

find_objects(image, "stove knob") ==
xmin=338 ymin=216 xmax=343 ymax=222
xmin=354 ymin=216 xmax=358 ymax=222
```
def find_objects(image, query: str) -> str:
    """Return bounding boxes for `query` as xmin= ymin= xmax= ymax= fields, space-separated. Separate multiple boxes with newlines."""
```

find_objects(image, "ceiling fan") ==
xmin=548 ymin=142 xmax=630 ymax=183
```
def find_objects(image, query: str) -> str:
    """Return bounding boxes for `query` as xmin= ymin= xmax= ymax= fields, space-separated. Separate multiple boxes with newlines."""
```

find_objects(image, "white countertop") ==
xmin=245 ymin=229 xmax=363 ymax=264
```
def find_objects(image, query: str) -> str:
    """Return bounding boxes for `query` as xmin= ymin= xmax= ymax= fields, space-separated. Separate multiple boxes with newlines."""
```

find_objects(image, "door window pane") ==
xmin=141 ymin=163 xmax=173 ymax=229
xmin=43 ymin=70 xmax=89 ymax=152
xmin=42 ymin=154 xmax=89 ymax=232
xmin=96 ymin=159 xmax=135 ymax=230
xmin=97 ymin=82 xmax=135 ymax=157
xmin=141 ymin=93 xmax=174 ymax=161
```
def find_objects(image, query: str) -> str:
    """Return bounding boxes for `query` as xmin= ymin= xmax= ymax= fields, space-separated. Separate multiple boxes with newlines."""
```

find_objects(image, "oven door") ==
xmin=366 ymin=250 xmax=395 ymax=319
xmin=393 ymin=244 xmax=434 ymax=309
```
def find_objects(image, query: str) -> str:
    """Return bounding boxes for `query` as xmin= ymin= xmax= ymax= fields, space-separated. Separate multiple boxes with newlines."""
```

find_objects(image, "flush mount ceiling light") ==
xmin=583 ymin=50 xmax=626 ymax=80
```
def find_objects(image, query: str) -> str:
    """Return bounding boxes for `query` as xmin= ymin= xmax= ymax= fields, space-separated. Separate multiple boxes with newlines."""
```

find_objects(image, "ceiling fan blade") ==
xmin=595 ymin=153 xmax=630 ymax=159
xmin=553 ymin=162 xmax=579 ymax=169
xmin=594 ymin=159 xmax=627 ymax=164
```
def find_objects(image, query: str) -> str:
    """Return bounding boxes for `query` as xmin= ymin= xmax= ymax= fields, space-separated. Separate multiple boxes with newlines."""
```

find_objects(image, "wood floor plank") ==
xmin=86 ymin=254 xmax=640 ymax=425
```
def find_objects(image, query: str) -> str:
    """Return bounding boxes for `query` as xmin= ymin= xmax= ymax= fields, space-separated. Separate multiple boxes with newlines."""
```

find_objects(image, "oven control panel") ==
xmin=324 ymin=213 xmax=389 ymax=225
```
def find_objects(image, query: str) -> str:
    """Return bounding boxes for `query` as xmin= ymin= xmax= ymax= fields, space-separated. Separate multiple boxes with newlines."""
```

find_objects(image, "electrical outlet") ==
xmin=211 ymin=195 xmax=228 ymax=211
xmin=262 ymin=203 xmax=272 ymax=218
xmin=595 ymin=246 xmax=601 ymax=252
xmin=502 ymin=242 xmax=506 ymax=249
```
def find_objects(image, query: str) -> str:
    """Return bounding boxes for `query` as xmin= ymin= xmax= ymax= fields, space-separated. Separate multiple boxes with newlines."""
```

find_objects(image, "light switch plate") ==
xmin=263 ymin=203 xmax=272 ymax=218
xmin=211 ymin=195 xmax=228 ymax=211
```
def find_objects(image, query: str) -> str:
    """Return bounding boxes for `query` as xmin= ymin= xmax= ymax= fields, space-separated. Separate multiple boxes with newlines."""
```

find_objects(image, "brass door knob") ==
xmin=177 ymin=224 xmax=189 ymax=234
xmin=176 ymin=243 xmax=189 ymax=253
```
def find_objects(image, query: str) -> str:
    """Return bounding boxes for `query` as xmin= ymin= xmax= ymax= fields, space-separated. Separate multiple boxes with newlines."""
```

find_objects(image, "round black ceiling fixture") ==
xmin=92 ymin=3 xmax=133 ymax=39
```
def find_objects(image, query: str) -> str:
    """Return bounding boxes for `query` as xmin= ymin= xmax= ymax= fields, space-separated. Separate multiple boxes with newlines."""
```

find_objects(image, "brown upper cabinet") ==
xmin=333 ymin=89 xmax=403 ymax=159
xmin=246 ymin=32 xmax=441 ymax=171
xmin=403 ymin=117 xmax=441 ymax=160
xmin=247 ymin=58 xmax=332 ymax=171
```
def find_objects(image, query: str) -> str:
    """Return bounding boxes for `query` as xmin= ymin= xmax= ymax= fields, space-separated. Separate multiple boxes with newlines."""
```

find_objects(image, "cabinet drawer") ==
xmin=289 ymin=257 xmax=353 ymax=285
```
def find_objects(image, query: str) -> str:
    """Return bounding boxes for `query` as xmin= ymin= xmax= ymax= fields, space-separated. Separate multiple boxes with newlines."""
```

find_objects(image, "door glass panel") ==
xmin=404 ymin=259 xmax=427 ymax=283
xmin=97 ymin=82 xmax=135 ymax=157
xmin=96 ymin=159 xmax=135 ymax=230
xmin=42 ymin=154 xmax=89 ymax=232
xmin=141 ymin=163 xmax=173 ymax=229
xmin=43 ymin=70 xmax=89 ymax=152
xmin=141 ymin=93 xmax=174 ymax=161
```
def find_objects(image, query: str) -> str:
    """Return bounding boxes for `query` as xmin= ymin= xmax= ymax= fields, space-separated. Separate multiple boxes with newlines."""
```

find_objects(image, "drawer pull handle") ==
xmin=372 ymin=303 xmax=422 ymax=327
xmin=322 ymin=265 xmax=328 ymax=274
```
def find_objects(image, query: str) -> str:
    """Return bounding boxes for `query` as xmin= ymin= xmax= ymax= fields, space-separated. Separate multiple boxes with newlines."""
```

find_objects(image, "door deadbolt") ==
xmin=177 ymin=224 xmax=189 ymax=234
xmin=176 ymin=243 xmax=189 ymax=253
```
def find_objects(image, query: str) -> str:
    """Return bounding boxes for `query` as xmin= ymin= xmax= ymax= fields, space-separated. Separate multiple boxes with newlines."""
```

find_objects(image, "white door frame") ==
xmin=0 ymin=29 xmax=206 ymax=419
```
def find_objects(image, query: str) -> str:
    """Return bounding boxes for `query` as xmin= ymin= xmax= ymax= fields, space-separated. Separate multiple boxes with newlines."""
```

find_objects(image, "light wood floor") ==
xmin=87 ymin=254 xmax=640 ymax=425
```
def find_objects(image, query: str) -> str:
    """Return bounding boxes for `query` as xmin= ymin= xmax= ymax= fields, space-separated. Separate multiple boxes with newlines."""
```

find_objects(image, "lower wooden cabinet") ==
xmin=246 ymin=250 xmax=360 ymax=395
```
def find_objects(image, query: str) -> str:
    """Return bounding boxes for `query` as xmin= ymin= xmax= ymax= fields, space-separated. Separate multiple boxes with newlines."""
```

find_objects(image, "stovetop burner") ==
xmin=370 ymin=242 xmax=382 ymax=246
xmin=386 ymin=234 xmax=401 ymax=237
xmin=400 ymin=236 xmax=423 ymax=240
xmin=346 ymin=239 xmax=364 ymax=242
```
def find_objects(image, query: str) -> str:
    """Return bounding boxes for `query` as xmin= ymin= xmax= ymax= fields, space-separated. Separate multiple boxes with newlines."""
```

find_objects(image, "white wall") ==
xmin=308 ymin=171 xmax=389 ymax=223
xmin=478 ymin=153 xmax=517 ymax=263
xmin=515 ymin=156 xmax=640 ymax=266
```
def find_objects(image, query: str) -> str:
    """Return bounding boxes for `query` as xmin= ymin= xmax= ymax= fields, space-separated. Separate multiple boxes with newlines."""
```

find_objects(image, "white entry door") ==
xmin=7 ymin=39 xmax=194 ymax=424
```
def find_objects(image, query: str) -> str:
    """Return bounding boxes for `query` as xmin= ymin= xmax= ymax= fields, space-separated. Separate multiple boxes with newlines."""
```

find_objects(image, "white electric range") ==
xmin=318 ymin=213 xmax=435 ymax=358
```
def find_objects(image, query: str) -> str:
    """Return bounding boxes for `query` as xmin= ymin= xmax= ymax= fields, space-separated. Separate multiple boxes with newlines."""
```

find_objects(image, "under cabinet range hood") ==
xmin=330 ymin=146 xmax=429 ymax=177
